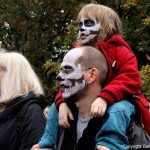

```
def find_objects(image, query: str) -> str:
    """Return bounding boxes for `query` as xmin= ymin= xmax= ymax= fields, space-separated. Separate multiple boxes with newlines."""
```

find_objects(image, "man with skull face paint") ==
xmin=32 ymin=46 xmax=135 ymax=150
xmin=56 ymin=49 xmax=94 ymax=100
xmin=55 ymin=3 xmax=150 ymax=137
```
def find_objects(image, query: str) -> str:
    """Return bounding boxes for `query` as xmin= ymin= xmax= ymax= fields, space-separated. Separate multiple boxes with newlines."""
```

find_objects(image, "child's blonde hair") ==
xmin=77 ymin=3 xmax=122 ymax=41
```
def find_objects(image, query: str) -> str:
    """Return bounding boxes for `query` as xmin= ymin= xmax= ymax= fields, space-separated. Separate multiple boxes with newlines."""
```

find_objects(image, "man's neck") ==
xmin=75 ymin=85 xmax=101 ymax=119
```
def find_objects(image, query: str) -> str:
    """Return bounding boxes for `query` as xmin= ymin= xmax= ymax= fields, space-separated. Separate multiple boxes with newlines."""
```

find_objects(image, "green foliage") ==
xmin=140 ymin=64 xmax=150 ymax=101
xmin=0 ymin=0 xmax=150 ymax=105
xmin=120 ymin=0 xmax=150 ymax=67
xmin=43 ymin=60 xmax=60 ymax=104
xmin=53 ymin=21 xmax=78 ymax=52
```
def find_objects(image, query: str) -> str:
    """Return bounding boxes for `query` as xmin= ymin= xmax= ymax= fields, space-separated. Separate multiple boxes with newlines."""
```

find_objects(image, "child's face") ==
xmin=78 ymin=17 xmax=100 ymax=45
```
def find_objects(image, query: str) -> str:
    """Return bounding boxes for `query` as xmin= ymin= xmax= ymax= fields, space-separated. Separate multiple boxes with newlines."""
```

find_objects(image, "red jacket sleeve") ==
xmin=98 ymin=45 xmax=142 ymax=106
xmin=54 ymin=88 xmax=65 ymax=110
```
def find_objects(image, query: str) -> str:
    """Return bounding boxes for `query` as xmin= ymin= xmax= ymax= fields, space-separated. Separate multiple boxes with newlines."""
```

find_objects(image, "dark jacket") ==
xmin=0 ymin=92 xmax=46 ymax=150
xmin=59 ymin=104 xmax=103 ymax=150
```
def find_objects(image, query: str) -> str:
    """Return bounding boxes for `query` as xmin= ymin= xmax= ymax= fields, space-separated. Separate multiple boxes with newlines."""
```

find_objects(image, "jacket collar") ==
xmin=0 ymin=92 xmax=37 ymax=119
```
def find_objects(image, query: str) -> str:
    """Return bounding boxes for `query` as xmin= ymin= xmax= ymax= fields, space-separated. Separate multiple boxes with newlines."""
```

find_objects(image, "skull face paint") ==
xmin=78 ymin=17 xmax=100 ymax=45
xmin=56 ymin=50 xmax=87 ymax=99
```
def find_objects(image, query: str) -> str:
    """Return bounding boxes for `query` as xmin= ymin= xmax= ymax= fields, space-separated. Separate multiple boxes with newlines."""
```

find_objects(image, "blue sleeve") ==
xmin=38 ymin=103 xmax=59 ymax=148
xmin=96 ymin=100 xmax=136 ymax=150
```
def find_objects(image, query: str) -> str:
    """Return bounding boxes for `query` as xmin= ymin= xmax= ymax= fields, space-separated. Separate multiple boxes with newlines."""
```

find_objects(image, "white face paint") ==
xmin=57 ymin=50 xmax=87 ymax=99
xmin=78 ymin=17 xmax=101 ymax=45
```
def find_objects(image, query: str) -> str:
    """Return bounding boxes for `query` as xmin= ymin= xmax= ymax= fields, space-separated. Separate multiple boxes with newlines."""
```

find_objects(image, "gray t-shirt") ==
xmin=77 ymin=115 xmax=90 ymax=142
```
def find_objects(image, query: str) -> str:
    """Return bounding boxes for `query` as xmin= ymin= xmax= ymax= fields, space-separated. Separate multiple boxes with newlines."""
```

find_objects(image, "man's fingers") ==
xmin=31 ymin=144 xmax=41 ymax=150
xmin=97 ymin=145 xmax=110 ymax=150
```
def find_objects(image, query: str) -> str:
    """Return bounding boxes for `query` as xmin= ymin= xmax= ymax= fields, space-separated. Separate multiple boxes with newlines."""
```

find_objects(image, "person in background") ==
xmin=0 ymin=50 xmax=46 ymax=150
xmin=43 ymin=105 xmax=50 ymax=119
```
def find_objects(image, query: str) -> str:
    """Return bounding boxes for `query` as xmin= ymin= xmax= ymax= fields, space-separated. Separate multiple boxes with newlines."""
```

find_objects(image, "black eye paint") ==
xmin=61 ymin=66 xmax=74 ymax=74
xmin=84 ymin=19 xmax=95 ymax=27
xmin=79 ymin=19 xmax=95 ymax=28
xmin=79 ymin=22 xmax=83 ymax=28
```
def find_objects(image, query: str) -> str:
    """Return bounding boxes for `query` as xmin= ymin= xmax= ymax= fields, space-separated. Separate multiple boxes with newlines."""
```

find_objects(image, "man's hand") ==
xmin=59 ymin=102 xmax=74 ymax=128
xmin=90 ymin=97 xmax=107 ymax=117
xmin=97 ymin=145 xmax=110 ymax=150
xmin=31 ymin=144 xmax=41 ymax=150
xmin=31 ymin=144 xmax=53 ymax=150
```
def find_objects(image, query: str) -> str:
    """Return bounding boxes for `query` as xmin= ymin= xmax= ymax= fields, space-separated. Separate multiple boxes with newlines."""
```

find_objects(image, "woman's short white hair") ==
xmin=0 ymin=51 xmax=44 ymax=103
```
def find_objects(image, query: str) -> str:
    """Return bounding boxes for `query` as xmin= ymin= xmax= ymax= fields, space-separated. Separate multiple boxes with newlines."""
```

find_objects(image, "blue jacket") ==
xmin=38 ymin=103 xmax=102 ymax=150
xmin=39 ymin=103 xmax=59 ymax=149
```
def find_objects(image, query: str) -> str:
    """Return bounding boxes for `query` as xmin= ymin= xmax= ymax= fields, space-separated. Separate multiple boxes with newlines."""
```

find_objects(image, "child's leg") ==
xmin=96 ymin=100 xmax=136 ymax=150
xmin=38 ymin=103 xmax=59 ymax=149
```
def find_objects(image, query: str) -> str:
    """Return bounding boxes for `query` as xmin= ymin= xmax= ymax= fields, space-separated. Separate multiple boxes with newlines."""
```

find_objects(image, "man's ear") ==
xmin=87 ymin=68 xmax=99 ymax=84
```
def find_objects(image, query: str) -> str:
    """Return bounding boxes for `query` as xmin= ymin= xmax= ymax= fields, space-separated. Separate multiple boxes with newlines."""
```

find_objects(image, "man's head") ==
xmin=77 ymin=3 xmax=122 ymax=44
xmin=56 ymin=46 xmax=108 ymax=100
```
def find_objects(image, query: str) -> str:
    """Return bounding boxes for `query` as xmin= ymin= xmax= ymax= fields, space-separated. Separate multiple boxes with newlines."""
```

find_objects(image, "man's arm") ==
xmin=31 ymin=144 xmax=53 ymax=150
xmin=35 ymin=103 xmax=59 ymax=149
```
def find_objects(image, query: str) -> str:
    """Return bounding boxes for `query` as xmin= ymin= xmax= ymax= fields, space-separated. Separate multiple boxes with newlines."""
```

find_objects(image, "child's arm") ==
xmin=59 ymin=102 xmax=74 ymax=128
xmin=31 ymin=144 xmax=53 ymax=150
xmin=98 ymin=43 xmax=142 ymax=106
xmin=37 ymin=103 xmax=59 ymax=149
xmin=31 ymin=144 xmax=41 ymax=150
xmin=93 ymin=39 xmax=150 ymax=135
xmin=54 ymin=89 xmax=65 ymax=110
xmin=90 ymin=97 xmax=107 ymax=117
xmin=97 ymin=145 xmax=110 ymax=150
xmin=90 ymin=40 xmax=142 ymax=117
xmin=55 ymin=89 xmax=74 ymax=128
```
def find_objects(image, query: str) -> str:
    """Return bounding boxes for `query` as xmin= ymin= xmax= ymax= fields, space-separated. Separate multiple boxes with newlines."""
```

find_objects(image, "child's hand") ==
xmin=90 ymin=97 xmax=107 ymax=117
xmin=59 ymin=102 xmax=74 ymax=129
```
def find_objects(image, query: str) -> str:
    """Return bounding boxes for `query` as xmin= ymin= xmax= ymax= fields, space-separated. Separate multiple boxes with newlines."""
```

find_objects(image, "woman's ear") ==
xmin=86 ymin=68 xmax=99 ymax=84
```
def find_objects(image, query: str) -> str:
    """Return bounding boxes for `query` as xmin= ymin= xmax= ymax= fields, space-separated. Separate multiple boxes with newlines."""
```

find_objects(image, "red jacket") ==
xmin=55 ymin=35 xmax=150 ymax=136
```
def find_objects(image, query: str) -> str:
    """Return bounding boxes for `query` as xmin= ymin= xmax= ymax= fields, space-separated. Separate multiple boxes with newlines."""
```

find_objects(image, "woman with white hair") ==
xmin=0 ymin=50 xmax=46 ymax=150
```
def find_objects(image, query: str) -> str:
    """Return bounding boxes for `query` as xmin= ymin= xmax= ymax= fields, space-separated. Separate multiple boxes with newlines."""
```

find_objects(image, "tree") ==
xmin=140 ymin=64 xmax=150 ymax=101
xmin=0 ymin=0 xmax=149 ymax=105
xmin=0 ymin=0 xmax=92 ymax=105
